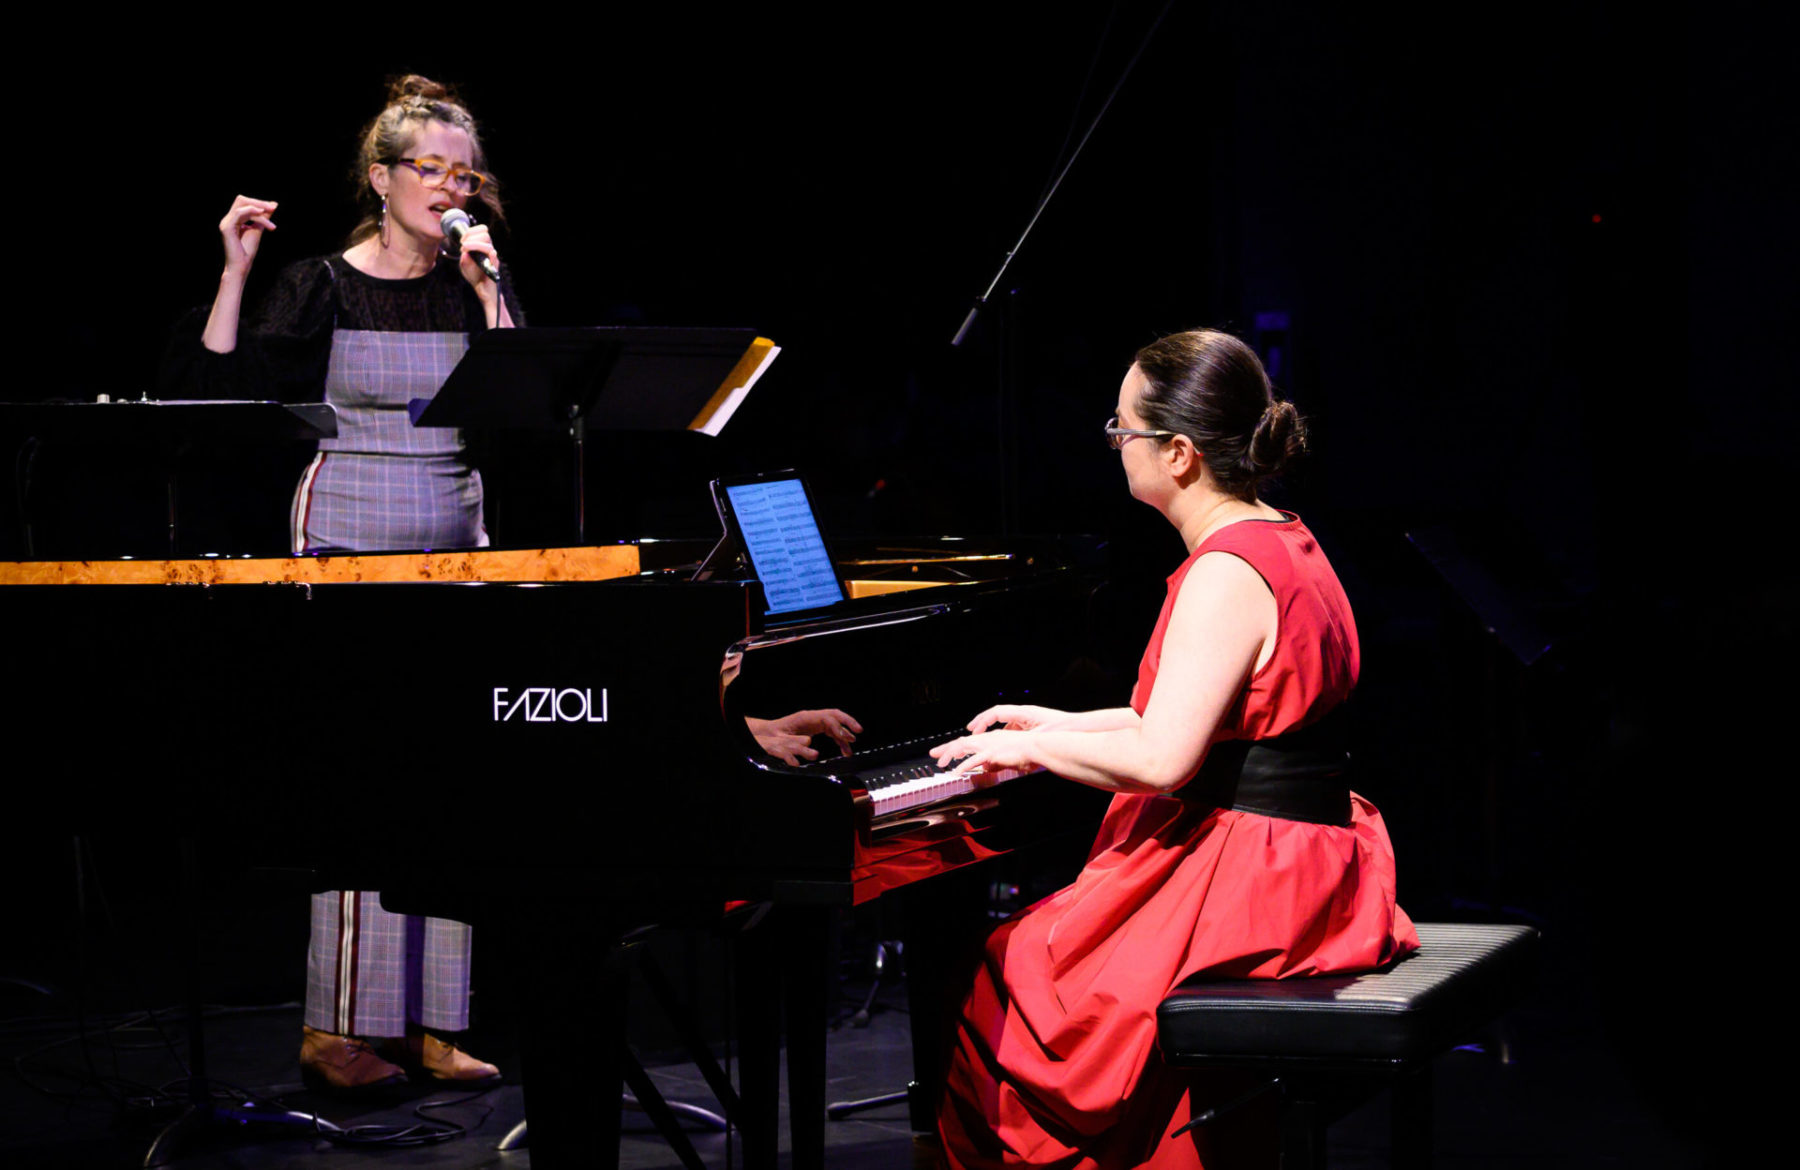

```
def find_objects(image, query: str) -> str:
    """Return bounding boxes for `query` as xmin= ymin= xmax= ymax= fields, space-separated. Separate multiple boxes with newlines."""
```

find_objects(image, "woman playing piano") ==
xmin=929 ymin=329 xmax=1416 ymax=1168
xmin=164 ymin=75 xmax=517 ymax=1094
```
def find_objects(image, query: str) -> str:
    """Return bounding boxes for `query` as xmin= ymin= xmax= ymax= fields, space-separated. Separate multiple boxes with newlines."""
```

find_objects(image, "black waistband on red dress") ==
xmin=1182 ymin=706 xmax=1353 ymax=827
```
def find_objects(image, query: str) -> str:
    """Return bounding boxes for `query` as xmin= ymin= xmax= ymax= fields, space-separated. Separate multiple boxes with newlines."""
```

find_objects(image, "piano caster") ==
xmin=632 ymin=1094 xmax=730 ymax=1131
xmin=844 ymin=938 xmax=905 ymax=1028
xmin=493 ymin=1094 xmax=723 ymax=1159
xmin=497 ymin=1095 xmax=729 ymax=1156
xmin=826 ymin=1087 xmax=910 ymax=1120
xmin=495 ymin=1077 xmax=728 ymax=1168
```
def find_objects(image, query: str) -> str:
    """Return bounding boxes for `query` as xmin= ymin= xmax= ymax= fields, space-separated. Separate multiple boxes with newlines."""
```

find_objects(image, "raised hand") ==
xmin=219 ymin=195 xmax=278 ymax=279
xmin=203 ymin=196 xmax=278 ymax=354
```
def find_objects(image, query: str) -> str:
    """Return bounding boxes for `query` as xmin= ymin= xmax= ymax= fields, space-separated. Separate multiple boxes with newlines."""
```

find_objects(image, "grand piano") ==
xmin=3 ymin=535 xmax=1114 ymax=1167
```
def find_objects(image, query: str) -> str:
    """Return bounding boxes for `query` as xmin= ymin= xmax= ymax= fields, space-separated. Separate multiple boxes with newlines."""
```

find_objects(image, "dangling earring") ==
xmin=380 ymin=195 xmax=390 ymax=248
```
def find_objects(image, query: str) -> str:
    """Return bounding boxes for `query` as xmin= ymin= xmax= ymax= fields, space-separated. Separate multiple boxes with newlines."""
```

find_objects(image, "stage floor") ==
xmin=1 ymin=955 xmax=1703 ymax=1170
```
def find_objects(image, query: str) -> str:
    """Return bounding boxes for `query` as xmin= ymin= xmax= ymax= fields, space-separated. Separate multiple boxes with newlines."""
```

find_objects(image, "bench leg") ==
xmin=1390 ymin=1064 xmax=1434 ymax=1170
xmin=1278 ymin=1086 xmax=1328 ymax=1170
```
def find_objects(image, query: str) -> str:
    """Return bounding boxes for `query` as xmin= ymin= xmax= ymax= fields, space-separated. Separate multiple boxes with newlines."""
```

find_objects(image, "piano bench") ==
xmin=1155 ymin=922 xmax=1539 ymax=1170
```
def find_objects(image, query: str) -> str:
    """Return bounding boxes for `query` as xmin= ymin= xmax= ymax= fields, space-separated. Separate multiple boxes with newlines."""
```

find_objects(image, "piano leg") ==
xmin=784 ymin=906 xmax=830 ymax=1170
xmin=499 ymin=910 xmax=735 ymax=1170
xmin=509 ymin=914 xmax=627 ymax=1168
xmin=898 ymin=866 xmax=995 ymax=1131
xmin=742 ymin=869 xmax=999 ymax=1167
xmin=735 ymin=902 xmax=831 ymax=1170
xmin=734 ymin=912 xmax=780 ymax=1170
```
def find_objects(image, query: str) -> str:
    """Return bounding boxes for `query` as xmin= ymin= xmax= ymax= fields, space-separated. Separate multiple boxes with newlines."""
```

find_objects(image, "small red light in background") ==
xmin=1591 ymin=213 xmax=1603 ymax=223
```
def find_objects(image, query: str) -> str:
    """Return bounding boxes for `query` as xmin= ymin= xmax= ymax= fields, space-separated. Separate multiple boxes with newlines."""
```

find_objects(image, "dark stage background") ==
xmin=6 ymin=2 xmax=1790 ymax=1161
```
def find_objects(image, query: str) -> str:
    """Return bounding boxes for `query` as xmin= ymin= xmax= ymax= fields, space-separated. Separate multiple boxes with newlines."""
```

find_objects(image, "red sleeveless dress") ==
xmin=937 ymin=515 xmax=1417 ymax=1169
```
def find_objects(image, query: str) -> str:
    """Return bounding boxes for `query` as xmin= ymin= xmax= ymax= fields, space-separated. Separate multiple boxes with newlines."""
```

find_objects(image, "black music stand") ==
xmin=1 ymin=401 xmax=336 ymax=557
xmin=412 ymin=327 xmax=776 ymax=543
xmin=139 ymin=838 xmax=346 ymax=1167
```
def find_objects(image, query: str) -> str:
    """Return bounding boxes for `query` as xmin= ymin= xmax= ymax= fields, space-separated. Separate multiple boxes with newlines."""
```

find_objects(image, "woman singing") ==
xmin=929 ymin=330 xmax=1417 ymax=1168
xmin=166 ymin=75 xmax=519 ymax=1093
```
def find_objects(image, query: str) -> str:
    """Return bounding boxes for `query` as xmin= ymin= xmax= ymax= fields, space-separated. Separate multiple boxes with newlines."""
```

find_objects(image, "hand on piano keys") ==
xmin=928 ymin=728 xmax=1040 ymax=787
xmin=747 ymin=707 xmax=864 ymax=766
xmin=957 ymin=702 xmax=1074 ymax=734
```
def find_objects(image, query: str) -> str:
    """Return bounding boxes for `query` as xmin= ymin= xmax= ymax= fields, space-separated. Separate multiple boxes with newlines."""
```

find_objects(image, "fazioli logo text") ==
xmin=492 ymin=687 xmax=610 ymax=723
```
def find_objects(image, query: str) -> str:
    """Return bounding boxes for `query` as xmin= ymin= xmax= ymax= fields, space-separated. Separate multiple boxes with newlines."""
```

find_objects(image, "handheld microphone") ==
xmin=440 ymin=209 xmax=501 ymax=283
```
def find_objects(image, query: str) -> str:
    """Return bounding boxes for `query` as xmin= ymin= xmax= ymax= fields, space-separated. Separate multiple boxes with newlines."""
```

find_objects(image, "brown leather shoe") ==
xmin=383 ymin=1031 xmax=502 ymax=1086
xmin=299 ymin=1026 xmax=407 ymax=1096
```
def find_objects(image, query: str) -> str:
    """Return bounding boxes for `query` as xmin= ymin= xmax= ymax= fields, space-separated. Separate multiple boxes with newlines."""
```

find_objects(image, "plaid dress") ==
xmin=166 ymin=253 xmax=521 ymax=1038
xmin=289 ymin=328 xmax=484 ymax=554
xmin=288 ymin=258 xmax=510 ymax=1036
xmin=306 ymin=892 xmax=472 ymax=1036
xmin=297 ymin=323 xmax=482 ymax=1035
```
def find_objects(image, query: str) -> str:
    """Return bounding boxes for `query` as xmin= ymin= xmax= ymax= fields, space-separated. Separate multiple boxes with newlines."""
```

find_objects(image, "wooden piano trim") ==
xmin=0 ymin=544 xmax=641 ymax=586
xmin=844 ymin=578 xmax=957 ymax=599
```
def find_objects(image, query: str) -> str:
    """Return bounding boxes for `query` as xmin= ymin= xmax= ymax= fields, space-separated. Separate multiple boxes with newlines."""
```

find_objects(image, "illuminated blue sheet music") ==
xmin=726 ymin=478 xmax=844 ymax=614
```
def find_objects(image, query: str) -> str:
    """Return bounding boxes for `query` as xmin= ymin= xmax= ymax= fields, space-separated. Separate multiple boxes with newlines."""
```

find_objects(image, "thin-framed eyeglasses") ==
xmin=1103 ymin=415 xmax=1177 ymax=450
xmin=389 ymin=156 xmax=490 ymax=196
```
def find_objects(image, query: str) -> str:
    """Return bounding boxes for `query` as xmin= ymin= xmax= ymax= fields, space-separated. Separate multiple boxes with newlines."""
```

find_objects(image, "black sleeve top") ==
xmin=159 ymin=253 xmax=525 ymax=403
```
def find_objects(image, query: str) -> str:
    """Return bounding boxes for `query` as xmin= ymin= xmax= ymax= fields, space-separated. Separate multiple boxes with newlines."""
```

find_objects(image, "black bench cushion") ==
xmin=1157 ymin=923 xmax=1539 ymax=1066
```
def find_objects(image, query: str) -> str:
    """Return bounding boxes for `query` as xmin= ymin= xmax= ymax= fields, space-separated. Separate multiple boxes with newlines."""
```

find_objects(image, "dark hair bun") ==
xmin=1132 ymin=329 xmax=1305 ymax=501
xmin=1246 ymin=399 xmax=1306 ymax=478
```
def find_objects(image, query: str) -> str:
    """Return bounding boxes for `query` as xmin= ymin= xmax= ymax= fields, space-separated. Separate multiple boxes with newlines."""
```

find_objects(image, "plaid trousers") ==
xmin=304 ymin=891 xmax=472 ymax=1037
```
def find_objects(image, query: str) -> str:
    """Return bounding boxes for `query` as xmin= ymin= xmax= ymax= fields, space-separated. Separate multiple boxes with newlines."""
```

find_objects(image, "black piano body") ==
xmin=3 ymin=538 xmax=1114 ymax=1166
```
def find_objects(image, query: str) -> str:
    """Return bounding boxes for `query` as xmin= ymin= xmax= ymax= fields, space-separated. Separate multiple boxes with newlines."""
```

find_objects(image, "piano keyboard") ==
xmin=795 ymin=728 xmax=1019 ymax=820
xmin=864 ymin=762 xmax=987 ymax=819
